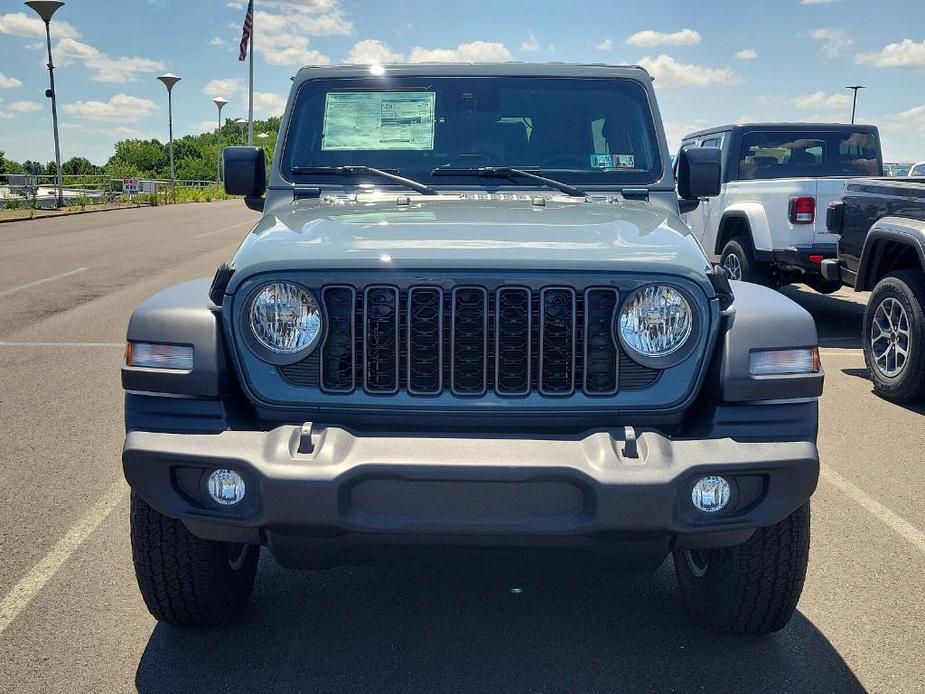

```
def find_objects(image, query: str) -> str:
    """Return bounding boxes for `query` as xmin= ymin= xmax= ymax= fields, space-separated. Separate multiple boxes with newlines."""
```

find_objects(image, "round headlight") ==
xmin=248 ymin=282 xmax=322 ymax=355
xmin=618 ymin=285 xmax=693 ymax=360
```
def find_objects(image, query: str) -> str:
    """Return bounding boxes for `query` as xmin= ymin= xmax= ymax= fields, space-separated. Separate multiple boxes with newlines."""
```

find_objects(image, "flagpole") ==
xmin=247 ymin=5 xmax=254 ymax=146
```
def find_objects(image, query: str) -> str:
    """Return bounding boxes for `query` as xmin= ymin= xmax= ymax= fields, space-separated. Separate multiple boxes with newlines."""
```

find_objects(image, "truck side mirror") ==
xmin=223 ymin=146 xmax=266 ymax=211
xmin=677 ymin=147 xmax=722 ymax=200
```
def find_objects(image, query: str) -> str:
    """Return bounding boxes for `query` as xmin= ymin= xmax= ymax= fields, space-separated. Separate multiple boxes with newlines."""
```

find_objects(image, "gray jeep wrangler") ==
xmin=122 ymin=63 xmax=823 ymax=635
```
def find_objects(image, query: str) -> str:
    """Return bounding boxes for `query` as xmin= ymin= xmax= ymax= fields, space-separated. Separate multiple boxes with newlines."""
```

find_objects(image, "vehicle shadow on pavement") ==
xmin=135 ymin=554 xmax=864 ymax=694
xmin=780 ymin=286 xmax=866 ymax=349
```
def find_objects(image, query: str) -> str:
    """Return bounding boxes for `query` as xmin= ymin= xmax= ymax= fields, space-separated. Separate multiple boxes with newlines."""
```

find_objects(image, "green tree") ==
xmin=22 ymin=160 xmax=45 ymax=176
xmin=62 ymin=156 xmax=101 ymax=176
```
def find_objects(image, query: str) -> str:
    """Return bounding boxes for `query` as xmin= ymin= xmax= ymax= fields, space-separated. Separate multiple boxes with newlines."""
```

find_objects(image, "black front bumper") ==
xmin=123 ymin=425 xmax=819 ymax=568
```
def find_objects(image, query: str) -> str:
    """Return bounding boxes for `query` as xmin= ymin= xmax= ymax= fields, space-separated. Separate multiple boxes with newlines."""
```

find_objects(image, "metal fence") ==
xmin=0 ymin=174 xmax=225 ymax=209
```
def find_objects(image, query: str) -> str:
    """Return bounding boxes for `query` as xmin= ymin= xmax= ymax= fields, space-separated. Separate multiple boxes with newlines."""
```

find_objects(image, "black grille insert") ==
xmin=583 ymin=288 xmax=619 ymax=395
xmin=495 ymin=287 xmax=531 ymax=395
xmin=320 ymin=286 xmax=356 ymax=393
xmin=363 ymin=286 xmax=399 ymax=393
xmin=407 ymin=287 xmax=443 ymax=394
xmin=451 ymin=287 xmax=489 ymax=395
xmin=539 ymin=287 xmax=576 ymax=395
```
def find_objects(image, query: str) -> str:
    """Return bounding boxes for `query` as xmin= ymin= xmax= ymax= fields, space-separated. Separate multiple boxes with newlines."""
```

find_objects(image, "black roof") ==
xmin=682 ymin=122 xmax=879 ymax=140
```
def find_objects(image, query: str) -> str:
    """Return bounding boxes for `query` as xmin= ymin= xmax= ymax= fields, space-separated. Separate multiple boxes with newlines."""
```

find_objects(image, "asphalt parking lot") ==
xmin=0 ymin=202 xmax=923 ymax=693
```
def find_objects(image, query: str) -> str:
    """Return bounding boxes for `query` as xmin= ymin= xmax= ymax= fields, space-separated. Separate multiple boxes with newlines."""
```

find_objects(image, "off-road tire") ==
xmin=720 ymin=237 xmax=770 ymax=285
xmin=862 ymin=270 xmax=925 ymax=404
xmin=130 ymin=492 xmax=259 ymax=627
xmin=673 ymin=502 xmax=810 ymax=636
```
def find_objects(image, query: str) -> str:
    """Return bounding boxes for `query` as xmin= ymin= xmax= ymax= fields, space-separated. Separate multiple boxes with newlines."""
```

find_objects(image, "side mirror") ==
xmin=223 ymin=146 xmax=266 ymax=209
xmin=677 ymin=147 xmax=722 ymax=200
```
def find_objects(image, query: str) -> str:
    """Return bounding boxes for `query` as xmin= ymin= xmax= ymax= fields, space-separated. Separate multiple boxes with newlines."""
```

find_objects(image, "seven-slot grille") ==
xmin=282 ymin=283 xmax=660 ymax=396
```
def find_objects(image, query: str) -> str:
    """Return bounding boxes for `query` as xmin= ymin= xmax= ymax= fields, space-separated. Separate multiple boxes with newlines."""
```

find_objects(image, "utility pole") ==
xmin=846 ymin=85 xmax=865 ymax=124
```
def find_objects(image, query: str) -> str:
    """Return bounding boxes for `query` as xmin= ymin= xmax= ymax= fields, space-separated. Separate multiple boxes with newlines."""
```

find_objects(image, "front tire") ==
xmin=673 ymin=502 xmax=810 ymax=636
xmin=130 ymin=492 xmax=259 ymax=627
xmin=720 ymin=237 xmax=769 ymax=285
xmin=862 ymin=270 xmax=925 ymax=404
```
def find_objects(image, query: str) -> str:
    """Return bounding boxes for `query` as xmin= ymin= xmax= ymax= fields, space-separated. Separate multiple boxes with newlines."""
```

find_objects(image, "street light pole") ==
xmin=157 ymin=73 xmax=181 ymax=203
xmin=25 ymin=1 xmax=65 ymax=208
xmin=212 ymin=96 xmax=228 ymax=183
xmin=846 ymin=85 xmax=865 ymax=124
xmin=235 ymin=118 xmax=248 ymax=145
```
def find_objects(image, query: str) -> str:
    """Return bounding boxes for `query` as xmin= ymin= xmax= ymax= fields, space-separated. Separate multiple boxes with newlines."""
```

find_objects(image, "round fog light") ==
xmin=691 ymin=475 xmax=731 ymax=513
xmin=207 ymin=469 xmax=246 ymax=506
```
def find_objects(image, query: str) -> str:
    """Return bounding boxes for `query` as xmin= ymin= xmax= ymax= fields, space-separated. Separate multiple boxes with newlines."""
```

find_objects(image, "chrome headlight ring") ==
xmin=240 ymin=281 xmax=324 ymax=365
xmin=616 ymin=284 xmax=700 ymax=369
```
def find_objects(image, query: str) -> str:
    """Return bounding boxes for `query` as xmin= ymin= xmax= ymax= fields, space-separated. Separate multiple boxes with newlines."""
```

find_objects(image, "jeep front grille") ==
xmin=280 ymin=282 xmax=660 ymax=397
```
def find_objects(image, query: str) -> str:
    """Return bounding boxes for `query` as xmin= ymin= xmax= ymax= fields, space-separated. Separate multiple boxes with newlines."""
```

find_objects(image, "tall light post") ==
xmin=846 ymin=85 xmax=865 ymax=124
xmin=212 ymin=96 xmax=228 ymax=183
xmin=25 ymin=1 xmax=65 ymax=208
xmin=235 ymin=118 xmax=248 ymax=145
xmin=157 ymin=73 xmax=181 ymax=203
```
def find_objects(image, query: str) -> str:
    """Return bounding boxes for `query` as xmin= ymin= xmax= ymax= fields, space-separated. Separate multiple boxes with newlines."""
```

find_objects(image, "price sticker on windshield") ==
xmin=322 ymin=91 xmax=435 ymax=151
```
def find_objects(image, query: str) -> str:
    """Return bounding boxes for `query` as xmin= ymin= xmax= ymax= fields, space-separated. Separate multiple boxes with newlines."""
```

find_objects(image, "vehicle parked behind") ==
xmin=824 ymin=179 xmax=925 ymax=402
xmin=907 ymin=162 xmax=925 ymax=177
xmin=681 ymin=123 xmax=882 ymax=293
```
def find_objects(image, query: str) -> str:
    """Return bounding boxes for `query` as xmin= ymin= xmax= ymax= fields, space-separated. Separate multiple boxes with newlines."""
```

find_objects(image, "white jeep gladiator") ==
xmin=681 ymin=123 xmax=882 ymax=292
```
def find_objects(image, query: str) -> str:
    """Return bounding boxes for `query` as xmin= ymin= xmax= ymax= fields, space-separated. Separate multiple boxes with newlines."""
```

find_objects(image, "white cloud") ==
xmin=595 ymin=38 xmax=613 ymax=51
xmin=194 ymin=119 xmax=221 ymax=135
xmin=345 ymin=39 xmax=404 ymax=64
xmin=734 ymin=48 xmax=758 ymax=60
xmin=626 ymin=29 xmax=701 ymax=48
xmin=254 ymin=92 xmax=287 ymax=116
xmin=856 ymin=38 xmax=925 ymax=68
xmin=0 ymin=11 xmax=79 ymax=40
xmin=203 ymin=78 xmax=246 ymax=98
xmin=637 ymin=54 xmax=740 ymax=88
xmin=408 ymin=41 xmax=512 ymax=63
xmin=6 ymin=100 xmax=42 ymax=113
xmin=53 ymin=38 xmax=164 ymax=82
xmin=209 ymin=36 xmax=226 ymax=47
xmin=0 ymin=71 xmax=22 ymax=89
xmin=791 ymin=90 xmax=852 ymax=110
xmin=882 ymin=104 xmax=925 ymax=134
xmin=62 ymin=94 xmax=158 ymax=122
xmin=248 ymin=2 xmax=350 ymax=66
xmin=520 ymin=32 xmax=539 ymax=52
xmin=810 ymin=27 xmax=853 ymax=57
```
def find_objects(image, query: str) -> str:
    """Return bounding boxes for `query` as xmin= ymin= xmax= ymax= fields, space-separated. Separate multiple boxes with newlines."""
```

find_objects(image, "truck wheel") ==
xmin=862 ymin=270 xmax=925 ymax=403
xmin=720 ymin=237 xmax=768 ymax=285
xmin=673 ymin=502 xmax=810 ymax=636
xmin=130 ymin=492 xmax=259 ymax=627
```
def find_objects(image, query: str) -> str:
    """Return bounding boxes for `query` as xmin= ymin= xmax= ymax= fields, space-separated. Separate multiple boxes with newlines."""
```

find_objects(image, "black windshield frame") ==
xmin=280 ymin=75 xmax=665 ymax=190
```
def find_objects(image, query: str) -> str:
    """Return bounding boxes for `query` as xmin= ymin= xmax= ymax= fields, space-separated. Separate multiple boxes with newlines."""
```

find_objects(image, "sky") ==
xmin=2 ymin=0 xmax=925 ymax=165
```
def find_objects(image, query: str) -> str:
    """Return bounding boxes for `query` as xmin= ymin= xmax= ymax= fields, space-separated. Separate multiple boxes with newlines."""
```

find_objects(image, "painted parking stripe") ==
xmin=821 ymin=465 xmax=925 ymax=556
xmin=193 ymin=220 xmax=253 ymax=238
xmin=0 ymin=481 xmax=126 ymax=637
xmin=0 ymin=341 xmax=123 ymax=348
xmin=0 ymin=267 xmax=88 ymax=298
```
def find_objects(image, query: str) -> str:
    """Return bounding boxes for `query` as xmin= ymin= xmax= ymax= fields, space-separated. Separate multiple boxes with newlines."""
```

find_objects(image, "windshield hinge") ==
xmin=293 ymin=186 xmax=322 ymax=199
xmin=619 ymin=188 xmax=649 ymax=201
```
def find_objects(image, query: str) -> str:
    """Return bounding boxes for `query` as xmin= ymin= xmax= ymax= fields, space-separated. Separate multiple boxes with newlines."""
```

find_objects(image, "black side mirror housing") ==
xmin=677 ymin=147 xmax=722 ymax=200
xmin=223 ymin=146 xmax=266 ymax=199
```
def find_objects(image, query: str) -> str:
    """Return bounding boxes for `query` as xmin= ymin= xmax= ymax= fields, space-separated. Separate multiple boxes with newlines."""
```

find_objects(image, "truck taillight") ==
xmin=789 ymin=196 xmax=815 ymax=224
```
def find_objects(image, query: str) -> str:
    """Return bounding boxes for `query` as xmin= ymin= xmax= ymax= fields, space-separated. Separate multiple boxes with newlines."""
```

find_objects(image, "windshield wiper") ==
xmin=431 ymin=166 xmax=586 ymax=197
xmin=291 ymin=165 xmax=438 ymax=196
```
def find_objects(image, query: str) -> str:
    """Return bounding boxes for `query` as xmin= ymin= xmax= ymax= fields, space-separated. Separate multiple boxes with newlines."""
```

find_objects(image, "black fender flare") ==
xmin=856 ymin=216 xmax=925 ymax=290
xmin=714 ymin=211 xmax=754 ymax=257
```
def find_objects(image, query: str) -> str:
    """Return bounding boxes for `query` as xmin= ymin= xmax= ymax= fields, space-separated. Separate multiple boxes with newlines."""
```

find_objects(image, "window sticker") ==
xmin=589 ymin=153 xmax=613 ymax=169
xmin=590 ymin=153 xmax=636 ymax=169
xmin=613 ymin=154 xmax=636 ymax=168
xmin=322 ymin=91 xmax=435 ymax=151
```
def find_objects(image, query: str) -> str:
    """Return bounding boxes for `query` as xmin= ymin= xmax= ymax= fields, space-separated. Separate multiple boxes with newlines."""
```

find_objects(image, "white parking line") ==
xmin=820 ymin=348 xmax=864 ymax=357
xmin=0 ymin=267 xmax=88 ymax=298
xmin=821 ymin=465 xmax=925 ymax=556
xmin=0 ymin=481 xmax=126 ymax=637
xmin=0 ymin=341 xmax=123 ymax=348
xmin=193 ymin=220 xmax=252 ymax=239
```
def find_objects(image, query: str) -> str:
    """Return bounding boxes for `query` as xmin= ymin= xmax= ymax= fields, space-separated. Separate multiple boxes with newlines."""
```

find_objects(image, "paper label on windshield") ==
xmin=322 ymin=91 xmax=435 ymax=151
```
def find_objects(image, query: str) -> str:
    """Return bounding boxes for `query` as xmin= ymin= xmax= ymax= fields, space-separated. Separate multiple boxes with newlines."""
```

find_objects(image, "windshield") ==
xmin=737 ymin=130 xmax=882 ymax=179
xmin=281 ymin=76 xmax=664 ymax=188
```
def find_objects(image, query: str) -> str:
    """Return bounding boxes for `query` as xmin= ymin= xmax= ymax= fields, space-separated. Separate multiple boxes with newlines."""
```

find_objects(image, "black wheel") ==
xmin=720 ymin=237 xmax=769 ymax=285
xmin=673 ymin=502 xmax=810 ymax=636
xmin=130 ymin=492 xmax=259 ymax=627
xmin=862 ymin=270 xmax=925 ymax=403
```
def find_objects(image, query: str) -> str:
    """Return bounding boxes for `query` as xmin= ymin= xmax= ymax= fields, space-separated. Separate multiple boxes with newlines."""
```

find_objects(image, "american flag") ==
xmin=238 ymin=0 xmax=253 ymax=61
